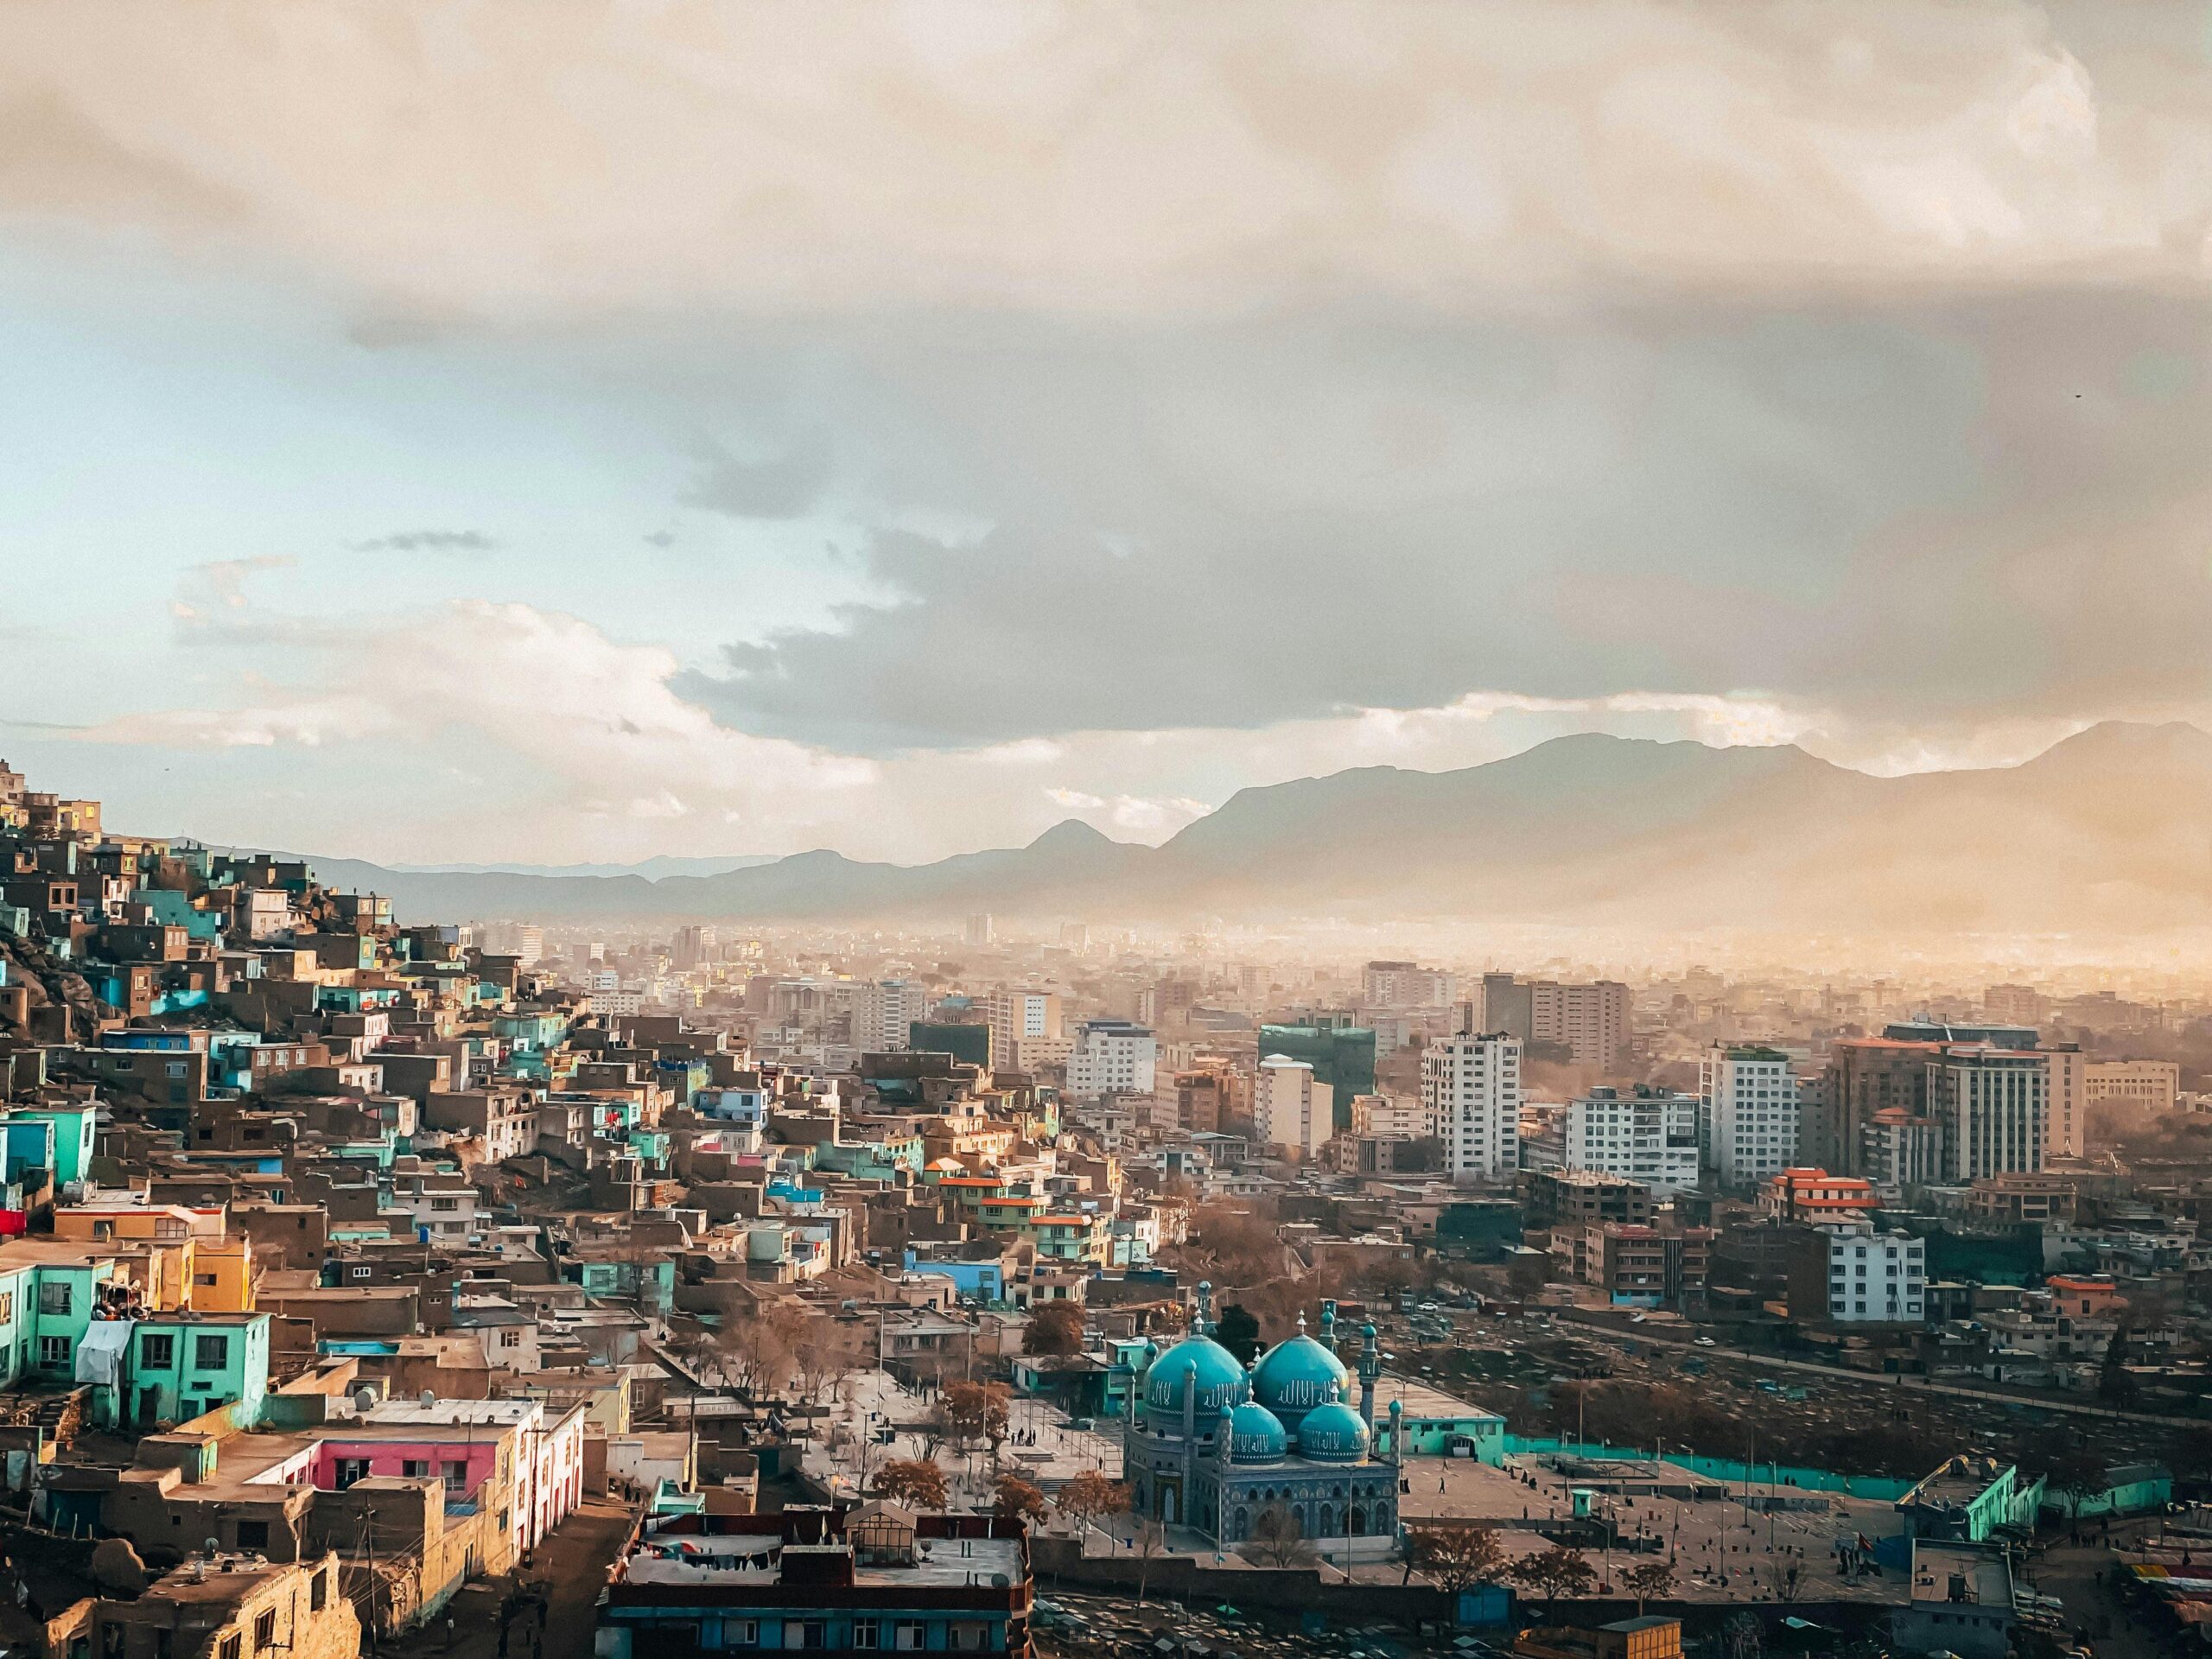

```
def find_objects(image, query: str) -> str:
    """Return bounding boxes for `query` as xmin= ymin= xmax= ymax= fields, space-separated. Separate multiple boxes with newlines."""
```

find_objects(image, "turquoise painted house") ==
xmin=5 ymin=1106 xmax=96 ymax=1189
xmin=118 ymin=1312 xmax=272 ymax=1430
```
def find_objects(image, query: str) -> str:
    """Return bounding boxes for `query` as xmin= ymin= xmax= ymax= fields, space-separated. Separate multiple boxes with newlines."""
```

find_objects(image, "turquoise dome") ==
xmin=1250 ymin=1331 xmax=1351 ymax=1431
xmin=1297 ymin=1397 xmax=1370 ymax=1463
xmin=1226 ymin=1400 xmax=1288 ymax=1463
xmin=1143 ymin=1332 xmax=1249 ymax=1417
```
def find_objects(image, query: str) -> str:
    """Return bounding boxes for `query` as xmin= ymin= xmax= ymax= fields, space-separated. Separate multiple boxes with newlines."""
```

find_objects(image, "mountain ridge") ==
xmin=245 ymin=722 xmax=2212 ymax=933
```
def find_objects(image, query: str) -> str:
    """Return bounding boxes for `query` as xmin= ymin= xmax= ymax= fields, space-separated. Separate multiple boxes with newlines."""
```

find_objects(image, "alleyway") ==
xmin=379 ymin=1498 xmax=639 ymax=1659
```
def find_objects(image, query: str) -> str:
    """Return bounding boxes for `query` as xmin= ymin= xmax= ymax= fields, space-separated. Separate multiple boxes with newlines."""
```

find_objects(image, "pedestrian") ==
xmin=445 ymin=1618 xmax=457 ymax=1651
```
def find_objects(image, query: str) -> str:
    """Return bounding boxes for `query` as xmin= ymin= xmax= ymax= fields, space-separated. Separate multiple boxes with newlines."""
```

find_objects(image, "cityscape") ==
xmin=6 ymin=6 xmax=2212 ymax=1659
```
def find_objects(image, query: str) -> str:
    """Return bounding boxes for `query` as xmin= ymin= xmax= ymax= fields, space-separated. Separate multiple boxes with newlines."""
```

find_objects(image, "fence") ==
xmin=1503 ymin=1438 xmax=1915 ymax=1501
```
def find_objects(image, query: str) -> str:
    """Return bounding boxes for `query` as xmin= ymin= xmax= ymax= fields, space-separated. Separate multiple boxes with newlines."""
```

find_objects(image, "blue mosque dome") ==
xmin=1225 ymin=1400 xmax=1288 ymax=1463
xmin=1249 ymin=1316 xmax=1351 ymax=1432
xmin=1141 ymin=1283 xmax=1249 ymax=1419
xmin=1296 ymin=1395 xmax=1370 ymax=1463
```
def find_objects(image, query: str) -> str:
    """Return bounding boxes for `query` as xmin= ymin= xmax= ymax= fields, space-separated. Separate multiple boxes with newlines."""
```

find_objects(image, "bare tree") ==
xmin=1248 ymin=1504 xmax=1315 ymax=1569
xmin=1133 ymin=1517 xmax=1168 ymax=1605
xmin=1507 ymin=1544 xmax=1597 ymax=1611
xmin=1404 ymin=1523 xmax=1506 ymax=1598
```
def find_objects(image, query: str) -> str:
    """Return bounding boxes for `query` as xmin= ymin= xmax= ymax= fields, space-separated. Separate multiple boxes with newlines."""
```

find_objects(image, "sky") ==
xmin=3 ymin=2 xmax=2212 ymax=868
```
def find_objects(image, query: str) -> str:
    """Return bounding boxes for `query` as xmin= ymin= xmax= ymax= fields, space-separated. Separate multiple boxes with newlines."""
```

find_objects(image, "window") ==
xmin=253 ymin=1612 xmax=275 ymax=1651
xmin=218 ymin=1638 xmax=239 ymax=1659
xmin=39 ymin=1335 xmax=70 ymax=1370
xmin=139 ymin=1332 xmax=176 ymax=1369
xmin=403 ymin=1460 xmax=428 ymax=1479
xmin=499 ymin=1329 xmax=523 ymax=1349
xmin=443 ymin=1460 xmax=468 ymax=1493
xmin=310 ymin=1570 xmax=327 ymax=1613
xmin=0 ymin=1292 xmax=14 ymax=1325
xmin=851 ymin=1621 xmax=880 ymax=1650
xmin=38 ymin=1281 xmax=72 ymax=1317
xmin=351 ymin=1267 xmax=372 ymax=1281
xmin=893 ymin=1624 xmax=927 ymax=1652
xmin=195 ymin=1334 xmax=229 ymax=1370
xmin=334 ymin=1458 xmax=371 ymax=1490
xmin=235 ymin=1522 xmax=269 ymax=1550
xmin=194 ymin=1274 xmax=217 ymax=1288
xmin=948 ymin=1624 xmax=990 ymax=1653
xmin=783 ymin=1620 xmax=826 ymax=1650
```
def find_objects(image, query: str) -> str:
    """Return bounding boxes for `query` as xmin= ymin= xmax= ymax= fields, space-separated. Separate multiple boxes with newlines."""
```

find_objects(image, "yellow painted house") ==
xmin=53 ymin=1204 xmax=255 ymax=1313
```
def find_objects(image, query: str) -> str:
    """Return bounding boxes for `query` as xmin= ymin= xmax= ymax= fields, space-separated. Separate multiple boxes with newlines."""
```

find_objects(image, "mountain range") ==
xmin=277 ymin=721 xmax=2212 ymax=935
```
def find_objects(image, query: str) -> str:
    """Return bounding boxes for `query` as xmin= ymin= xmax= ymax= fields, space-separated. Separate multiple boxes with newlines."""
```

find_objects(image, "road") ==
xmin=1549 ymin=1308 xmax=2207 ymax=1431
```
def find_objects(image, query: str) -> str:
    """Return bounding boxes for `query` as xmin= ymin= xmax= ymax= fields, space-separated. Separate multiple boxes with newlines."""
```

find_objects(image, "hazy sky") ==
xmin=3 ymin=3 xmax=2212 ymax=866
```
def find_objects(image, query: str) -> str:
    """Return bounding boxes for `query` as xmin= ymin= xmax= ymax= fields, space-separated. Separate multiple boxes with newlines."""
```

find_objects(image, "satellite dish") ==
xmin=420 ymin=1389 xmax=437 ymax=1409
xmin=204 ymin=1538 xmax=220 ymax=1556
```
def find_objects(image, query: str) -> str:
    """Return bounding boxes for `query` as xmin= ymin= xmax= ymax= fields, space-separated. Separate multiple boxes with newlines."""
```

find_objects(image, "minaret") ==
xmin=1195 ymin=1279 xmax=1213 ymax=1337
xmin=1319 ymin=1299 xmax=1338 ymax=1355
xmin=1357 ymin=1319 xmax=1381 ymax=1429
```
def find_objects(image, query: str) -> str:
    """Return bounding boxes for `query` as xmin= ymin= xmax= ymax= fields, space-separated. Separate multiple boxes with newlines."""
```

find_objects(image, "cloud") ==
xmin=0 ymin=4 xmax=2208 ymax=324
xmin=683 ymin=438 xmax=833 ymax=521
xmin=350 ymin=530 xmax=498 ymax=554
xmin=677 ymin=290 xmax=2212 ymax=756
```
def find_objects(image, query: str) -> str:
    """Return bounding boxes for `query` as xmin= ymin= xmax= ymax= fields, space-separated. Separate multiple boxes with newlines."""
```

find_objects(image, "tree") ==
xmin=1404 ymin=1524 xmax=1506 ymax=1597
xmin=940 ymin=1381 xmax=1012 ymax=1463
xmin=993 ymin=1475 xmax=1049 ymax=1529
xmin=715 ymin=1305 xmax=802 ymax=1396
xmin=874 ymin=1459 xmax=948 ymax=1510
xmin=1132 ymin=1517 xmax=1168 ymax=1605
xmin=1055 ymin=1471 xmax=1130 ymax=1537
xmin=1024 ymin=1302 xmax=1086 ymax=1357
xmin=1624 ymin=1560 xmax=1676 ymax=1614
xmin=1508 ymin=1544 xmax=1596 ymax=1610
xmin=1248 ymin=1503 xmax=1315 ymax=1569
xmin=1215 ymin=1303 xmax=1262 ymax=1365
xmin=2045 ymin=1446 xmax=2112 ymax=1522
xmin=793 ymin=1319 xmax=867 ymax=1405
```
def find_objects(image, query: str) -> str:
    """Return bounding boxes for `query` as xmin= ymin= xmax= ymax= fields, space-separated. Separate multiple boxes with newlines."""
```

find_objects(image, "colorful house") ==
xmin=118 ymin=1310 xmax=272 ymax=1430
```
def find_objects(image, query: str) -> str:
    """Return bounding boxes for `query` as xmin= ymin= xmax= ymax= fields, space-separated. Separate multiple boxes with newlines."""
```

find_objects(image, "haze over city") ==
xmin=6 ymin=8 xmax=2212 ymax=1659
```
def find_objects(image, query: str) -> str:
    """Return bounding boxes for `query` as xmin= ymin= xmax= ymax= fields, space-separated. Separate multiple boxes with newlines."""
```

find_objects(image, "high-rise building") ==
xmin=1256 ymin=1023 xmax=1376 ymax=1132
xmin=963 ymin=912 xmax=995 ymax=947
xmin=672 ymin=925 xmax=717 ymax=969
xmin=1565 ymin=1085 xmax=1700 ymax=1194
xmin=1798 ymin=1221 xmax=1926 ymax=1325
xmin=1362 ymin=961 xmax=1456 ymax=1008
xmin=1067 ymin=1020 xmax=1156 ymax=1099
xmin=2040 ymin=1042 xmax=2084 ymax=1160
xmin=1884 ymin=1019 xmax=2037 ymax=1050
xmin=1174 ymin=1069 xmax=1229 ymax=1133
xmin=1255 ymin=1057 xmax=1334 ymax=1159
xmin=1480 ymin=974 xmax=1629 ymax=1071
xmin=853 ymin=979 xmax=928 ymax=1052
xmin=1351 ymin=1093 xmax=1427 ymax=1139
xmin=1929 ymin=1045 xmax=2048 ymax=1182
xmin=1808 ymin=1039 xmax=1940 ymax=1175
xmin=985 ymin=988 xmax=1062 ymax=1057
xmin=1701 ymin=1045 xmax=1799 ymax=1187
xmin=1422 ymin=1033 xmax=1521 ymax=1185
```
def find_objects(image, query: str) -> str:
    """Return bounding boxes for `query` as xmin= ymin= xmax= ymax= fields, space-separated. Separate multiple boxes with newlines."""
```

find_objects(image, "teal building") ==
xmin=1258 ymin=1025 xmax=1376 ymax=1131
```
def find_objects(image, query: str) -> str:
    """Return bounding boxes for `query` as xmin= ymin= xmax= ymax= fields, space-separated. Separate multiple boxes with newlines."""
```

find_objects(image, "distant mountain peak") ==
xmin=1027 ymin=818 xmax=1122 ymax=851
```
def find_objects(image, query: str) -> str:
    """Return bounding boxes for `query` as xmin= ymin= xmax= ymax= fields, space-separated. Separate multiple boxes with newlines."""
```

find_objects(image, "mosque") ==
xmin=1122 ymin=1286 xmax=1402 ymax=1550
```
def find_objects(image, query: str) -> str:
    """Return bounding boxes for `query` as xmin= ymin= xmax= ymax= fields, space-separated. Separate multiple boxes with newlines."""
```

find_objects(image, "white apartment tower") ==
xmin=2040 ymin=1043 xmax=2084 ymax=1160
xmin=1566 ymin=1085 xmax=1700 ymax=1194
xmin=1422 ymin=1033 xmax=1521 ymax=1185
xmin=853 ymin=979 xmax=928 ymax=1052
xmin=1362 ymin=961 xmax=1457 ymax=1008
xmin=1701 ymin=1045 xmax=1800 ymax=1187
xmin=1255 ymin=1057 xmax=1335 ymax=1159
xmin=1067 ymin=1020 xmax=1157 ymax=1100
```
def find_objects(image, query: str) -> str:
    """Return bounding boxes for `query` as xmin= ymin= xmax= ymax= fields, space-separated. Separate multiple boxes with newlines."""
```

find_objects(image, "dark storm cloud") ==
xmin=674 ymin=292 xmax=2212 ymax=753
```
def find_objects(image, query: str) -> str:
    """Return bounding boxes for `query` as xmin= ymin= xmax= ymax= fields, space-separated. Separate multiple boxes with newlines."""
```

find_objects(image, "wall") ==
xmin=1503 ymin=1439 xmax=1916 ymax=1502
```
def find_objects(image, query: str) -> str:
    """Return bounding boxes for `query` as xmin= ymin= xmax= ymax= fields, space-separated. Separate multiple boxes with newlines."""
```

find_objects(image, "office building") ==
xmin=2084 ymin=1058 xmax=2179 ymax=1117
xmin=963 ymin=912 xmax=994 ymax=947
xmin=1929 ymin=1045 xmax=2048 ymax=1182
xmin=1806 ymin=1038 xmax=1939 ymax=1175
xmin=1255 ymin=1057 xmax=1334 ymax=1159
xmin=1257 ymin=1022 xmax=1376 ymax=1131
xmin=1983 ymin=983 xmax=2045 ymax=1026
xmin=1422 ymin=1033 xmax=1520 ymax=1184
xmin=1564 ymin=1085 xmax=1699 ymax=1194
xmin=1700 ymin=1045 xmax=1799 ymax=1187
xmin=985 ymin=988 xmax=1061 ymax=1057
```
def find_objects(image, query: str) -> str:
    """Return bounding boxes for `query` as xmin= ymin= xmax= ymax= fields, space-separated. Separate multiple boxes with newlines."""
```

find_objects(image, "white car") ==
xmin=1694 ymin=1337 xmax=1718 ymax=1347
